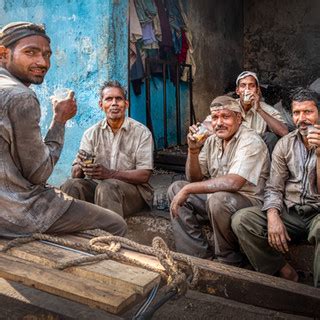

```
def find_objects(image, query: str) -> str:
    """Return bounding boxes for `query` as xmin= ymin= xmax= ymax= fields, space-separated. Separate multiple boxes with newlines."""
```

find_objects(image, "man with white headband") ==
xmin=235 ymin=71 xmax=288 ymax=154
xmin=168 ymin=96 xmax=270 ymax=265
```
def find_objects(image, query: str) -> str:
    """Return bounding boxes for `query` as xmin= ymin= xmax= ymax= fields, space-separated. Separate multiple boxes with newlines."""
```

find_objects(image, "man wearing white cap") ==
xmin=235 ymin=71 xmax=288 ymax=154
xmin=168 ymin=96 xmax=270 ymax=265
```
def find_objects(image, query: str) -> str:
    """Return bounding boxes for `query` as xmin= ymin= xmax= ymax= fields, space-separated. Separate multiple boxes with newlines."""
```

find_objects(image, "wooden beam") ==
xmin=76 ymin=236 xmax=319 ymax=318
xmin=0 ymin=253 xmax=136 ymax=314
xmin=0 ymin=239 xmax=160 ymax=296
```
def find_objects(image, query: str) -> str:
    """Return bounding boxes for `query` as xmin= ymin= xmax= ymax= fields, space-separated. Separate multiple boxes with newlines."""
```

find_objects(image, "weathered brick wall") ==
xmin=244 ymin=0 xmax=320 ymax=87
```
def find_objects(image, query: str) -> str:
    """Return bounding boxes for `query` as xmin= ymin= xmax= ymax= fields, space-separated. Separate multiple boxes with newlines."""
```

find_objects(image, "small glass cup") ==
xmin=154 ymin=192 xmax=169 ymax=211
xmin=243 ymin=89 xmax=251 ymax=104
xmin=53 ymin=88 xmax=71 ymax=102
xmin=307 ymin=125 xmax=317 ymax=148
xmin=193 ymin=123 xmax=209 ymax=142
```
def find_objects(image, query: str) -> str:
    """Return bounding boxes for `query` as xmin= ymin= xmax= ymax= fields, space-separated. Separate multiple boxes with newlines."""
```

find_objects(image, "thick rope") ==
xmin=1 ymin=232 xmax=199 ymax=291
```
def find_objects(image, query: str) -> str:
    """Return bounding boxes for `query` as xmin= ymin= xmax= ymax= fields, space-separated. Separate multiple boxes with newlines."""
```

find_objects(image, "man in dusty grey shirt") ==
xmin=61 ymin=80 xmax=154 ymax=218
xmin=233 ymin=88 xmax=320 ymax=287
xmin=0 ymin=21 xmax=126 ymax=237
xmin=168 ymin=96 xmax=269 ymax=265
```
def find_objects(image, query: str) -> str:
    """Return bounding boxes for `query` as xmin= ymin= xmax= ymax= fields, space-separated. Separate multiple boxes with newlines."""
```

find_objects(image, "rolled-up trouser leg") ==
xmin=308 ymin=214 xmax=320 ymax=287
xmin=168 ymin=181 xmax=211 ymax=258
xmin=207 ymin=192 xmax=252 ymax=264
xmin=46 ymin=198 xmax=127 ymax=236
xmin=95 ymin=179 xmax=146 ymax=218
xmin=231 ymin=206 xmax=286 ymax=274
xmin=60 ymin=178 xmax=97 ymax=203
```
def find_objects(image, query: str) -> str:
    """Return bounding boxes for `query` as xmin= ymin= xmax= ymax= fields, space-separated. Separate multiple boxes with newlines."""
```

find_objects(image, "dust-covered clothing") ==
xmin=0 ymin=67 xmax=126 ymax=237
xmin=263 ymin=130 xmax=320 ymax=212
xmin=199 ymin=125 xmax=270 ymax=205
xmin=62 ymin=117 xmax=154 ymax=216
xmin=233 ymin=130 xmax=320 ymax=287
xmin=169 ymin=125 xmax=270 ymax=262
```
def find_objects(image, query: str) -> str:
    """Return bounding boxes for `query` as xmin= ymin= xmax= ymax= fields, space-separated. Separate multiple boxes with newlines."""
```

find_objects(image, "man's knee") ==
xmin=60 ymin=178 xmax=86 ymax=193
xmin=231 ymin=206 xmax=264 ymax=238
xmin=231 ymin=208 xmax=251 ymax=236
xmin=167 ymin=180 xmax=188 ymax=201
xmin=95 ymin=179 xmax=119 ymax=196
xmin=207 ymin=192 xmax=233 ymax=220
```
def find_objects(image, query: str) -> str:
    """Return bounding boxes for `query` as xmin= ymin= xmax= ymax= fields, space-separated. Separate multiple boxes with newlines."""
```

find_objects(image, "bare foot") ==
xmin=279 ymin=263 xmax=299 ymax=282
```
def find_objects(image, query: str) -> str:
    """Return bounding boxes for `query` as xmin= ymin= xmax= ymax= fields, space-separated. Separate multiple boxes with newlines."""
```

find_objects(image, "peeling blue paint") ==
xmin=1 ymin=0 xmax=129 ymax=186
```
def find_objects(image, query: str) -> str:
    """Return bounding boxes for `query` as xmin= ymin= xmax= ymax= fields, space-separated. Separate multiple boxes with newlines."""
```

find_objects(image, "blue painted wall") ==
xmin=0 ymin=0 xmax=129 ymax=186
xmin=130 ymin=79 xmax=190 ymax=149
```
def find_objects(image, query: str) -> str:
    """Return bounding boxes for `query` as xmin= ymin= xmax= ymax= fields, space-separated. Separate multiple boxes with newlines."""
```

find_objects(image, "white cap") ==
xmin=236 ymin=71 xmax=259 ymax=87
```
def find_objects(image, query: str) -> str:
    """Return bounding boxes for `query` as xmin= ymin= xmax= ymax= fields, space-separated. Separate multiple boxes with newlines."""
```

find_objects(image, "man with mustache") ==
xmin=168 ymin=96 xmax=270 ymax=265
xmin=61 ymin=80 xmax=154 ymax=218
xmin=0 ymin=22 xmax=126 ymax=237
xmin=232 ymin=88 xmax=320 ymax=287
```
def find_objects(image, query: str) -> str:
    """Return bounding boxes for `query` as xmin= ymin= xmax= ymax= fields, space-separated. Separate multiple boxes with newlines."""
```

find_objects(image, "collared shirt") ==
xmin=78 ymin=117 xmax=154 ymax=206
xmin=237 ymin=100 xmax=286 ymax=135
xmin=263 ymin=129 xmax=320 ymax=212
xmin=0 ymin=67 xmax=73 ymax=237
xmin=198 ymin=125 xmax=270 ymax=205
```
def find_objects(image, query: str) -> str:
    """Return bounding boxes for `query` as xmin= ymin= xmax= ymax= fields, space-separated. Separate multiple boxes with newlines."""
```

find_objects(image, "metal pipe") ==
xmin=175 ymin=63 xmax=181 ymax=145
xmin=162 ymin=63 xmax=167 ymax=148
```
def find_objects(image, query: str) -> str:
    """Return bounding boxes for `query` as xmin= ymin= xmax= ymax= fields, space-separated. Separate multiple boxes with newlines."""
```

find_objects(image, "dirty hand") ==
xmin=82 ymin=163 xmax=116 ymax=180
xmin=267 ymin=209 xmax=291 ymax=253
xmin=170 ymin=188 xmax=189 ymax=218
xmin=52 ymin=91 xmax=77 ymax=124
xmin=307 ymin=124 xmax=320 ymax=151
xmin=249 ymin=92 xmax=262 ymax=111
xmin=187 ymin=123 xmax=208 ymax=149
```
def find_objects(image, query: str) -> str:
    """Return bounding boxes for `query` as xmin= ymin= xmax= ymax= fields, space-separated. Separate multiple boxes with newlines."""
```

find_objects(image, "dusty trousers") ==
xmin=46 ymin=197 xmax=127 ymax=236
xmin=168 ymin=180 xmax=253 ymax=263
xmin=232 ymin=205 xmax=320 ymax=287
xmin=61 ymin=178 xmax=147 ymax=218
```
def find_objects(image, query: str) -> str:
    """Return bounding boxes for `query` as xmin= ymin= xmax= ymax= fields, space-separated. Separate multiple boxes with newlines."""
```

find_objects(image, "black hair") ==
xmin=99 ymin=80 xmax=127 ymax=99
xmin=290 ymin=87 xmax=319 ymax=109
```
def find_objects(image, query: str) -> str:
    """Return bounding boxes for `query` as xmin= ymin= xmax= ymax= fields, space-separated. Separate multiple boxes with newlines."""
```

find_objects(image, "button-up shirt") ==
xmin=263 ymin=129 xmax=320 ymax=212
xmin=0 ymin=67 xmax=72 ymax=237
xmin=198 ymin=125 xmax=270 ymax=205
xmin=78 ymin=117 xmax=154 ymax=206
xmin=238 ymin=100 xmax=286 ymax=135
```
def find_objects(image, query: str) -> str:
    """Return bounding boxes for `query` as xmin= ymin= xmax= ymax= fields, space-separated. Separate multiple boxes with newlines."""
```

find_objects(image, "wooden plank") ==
xmin=54 ymin=234 xmax=320 ymax=317
xmin=121 ymin=249 xmax=320 ymax=318
xmin=74 ymin=232 xmax=318 ymax=318
xmin=0 ymin=239 xmax=160 ymax=296
xmin=0 ymin=278 xmax=122 ymax=320
xmin=0 ymin=253 xmax=136 ymax=314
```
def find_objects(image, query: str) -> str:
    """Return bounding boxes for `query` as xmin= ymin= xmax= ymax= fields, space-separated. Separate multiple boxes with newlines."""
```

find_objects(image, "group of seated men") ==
xmin=0 ymin=22 xmax=319 ymax=288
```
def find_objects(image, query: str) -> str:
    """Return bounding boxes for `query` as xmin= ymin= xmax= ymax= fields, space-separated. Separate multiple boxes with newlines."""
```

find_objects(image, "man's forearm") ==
xmin=111 ymin=169 xmax=152 ymax=184
xmin=186 ymin=148 xmax=203 ymax=182
xmin=257 ymin=108 xmax=288 ymax=136
xmin=183 ymin=174 xmax=246 ymax=195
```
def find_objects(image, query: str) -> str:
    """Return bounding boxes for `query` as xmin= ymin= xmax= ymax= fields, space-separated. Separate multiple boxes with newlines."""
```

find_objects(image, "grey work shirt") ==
xmin=77 ymin=117 xmax=154 ymax=207
xmin=263 ymin=129 xmax=320 ymax=212
xmin=0 ymin=68 xmax=72 ymax=237
xmin=199 ymin=125 xmax=270 ymax=205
